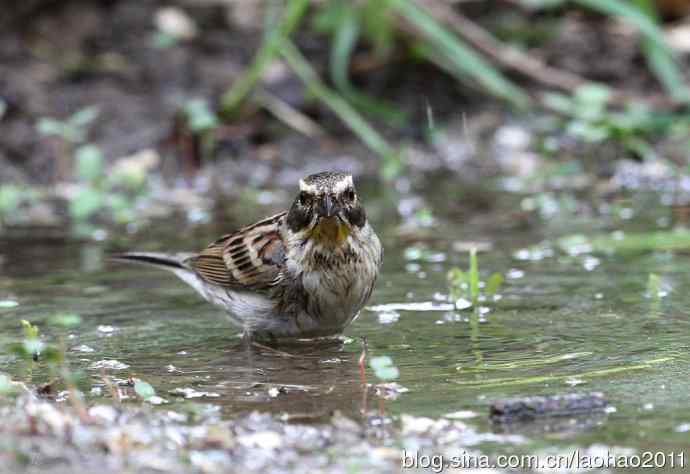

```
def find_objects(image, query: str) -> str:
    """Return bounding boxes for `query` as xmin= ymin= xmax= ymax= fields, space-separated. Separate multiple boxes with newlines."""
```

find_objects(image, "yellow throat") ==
xmin=311 ymin=217 xmax=349 ymax=246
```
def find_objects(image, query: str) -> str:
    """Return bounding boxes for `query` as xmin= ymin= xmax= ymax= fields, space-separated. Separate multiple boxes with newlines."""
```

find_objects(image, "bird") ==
xmin=113 ymin=171 xmax=382 ymax=341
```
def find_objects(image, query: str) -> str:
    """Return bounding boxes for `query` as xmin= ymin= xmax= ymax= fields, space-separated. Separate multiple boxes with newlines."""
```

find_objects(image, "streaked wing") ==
xmin=186 ymin=212 xmax=287 ymax=290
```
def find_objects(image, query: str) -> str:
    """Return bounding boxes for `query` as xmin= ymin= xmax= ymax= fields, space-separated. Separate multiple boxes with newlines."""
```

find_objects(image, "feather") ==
xmin=186 ymin=212 xmax=287 ymax=290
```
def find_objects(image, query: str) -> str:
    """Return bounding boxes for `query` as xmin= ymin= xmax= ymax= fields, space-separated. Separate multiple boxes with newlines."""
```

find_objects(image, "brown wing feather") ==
xmin=186 ymin=212 xmax=287 ymax=290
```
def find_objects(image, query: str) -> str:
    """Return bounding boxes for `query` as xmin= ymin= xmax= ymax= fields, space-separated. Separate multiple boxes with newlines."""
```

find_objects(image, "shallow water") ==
xmin=2 ymin=185 xmax=690 ymax=462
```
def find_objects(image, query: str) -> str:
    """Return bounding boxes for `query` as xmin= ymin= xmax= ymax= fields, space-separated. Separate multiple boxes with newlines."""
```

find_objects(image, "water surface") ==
xmin=1 ymin=185 xmax=689 ymax=461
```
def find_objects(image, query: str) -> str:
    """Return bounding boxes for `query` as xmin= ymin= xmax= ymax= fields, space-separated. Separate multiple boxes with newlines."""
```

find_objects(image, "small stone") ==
xmin=90 ymin=360 xmax=130 ymax=370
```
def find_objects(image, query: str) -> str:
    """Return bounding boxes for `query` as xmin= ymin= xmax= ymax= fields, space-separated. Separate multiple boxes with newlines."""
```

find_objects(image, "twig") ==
xmin=417 ymin=0 xmax=585 ymax=92
xmin=251 ymin=341 xmax=299 ymax=358
xmin=412 ymin=0 xmax=686 ymax=110
xmin=255 ymin=88 xmax=326 ymax=138
xmin=358 ymin=336 xmax=369 ymax=416
xmin=358 ymin=336 xmax=368 ymax=387
xmin=101 ymin=368 xmax=120 ymax=405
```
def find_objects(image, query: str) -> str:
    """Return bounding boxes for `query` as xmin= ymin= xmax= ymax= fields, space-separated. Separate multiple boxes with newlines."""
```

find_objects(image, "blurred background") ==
xmin=1 ymin=0 xmax=690 ymax=233
xmin=4 ymin=3 xmax=690 ymax=468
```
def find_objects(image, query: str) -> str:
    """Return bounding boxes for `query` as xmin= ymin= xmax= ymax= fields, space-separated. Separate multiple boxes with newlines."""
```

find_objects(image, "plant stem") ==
xmin=280 ymin=40 xmax=399 ymax=164
xmin=469 ymin=247 xmax=479 ymax=307
xmin=220 ymin=0 xmax=310 ymax=115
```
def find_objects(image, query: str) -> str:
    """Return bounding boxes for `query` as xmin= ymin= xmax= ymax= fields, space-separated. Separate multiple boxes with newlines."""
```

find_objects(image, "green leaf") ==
xmin=567 ymin=120 xmax=609 ymax=143
xmin=36 ymin=118 xmax=83 ymax=143
xmin=573 ymin=84 xmax=611 ymax=121
xmin=374 ymin=366 xmax=400 ymax=381
xmin=183 ymin=99 xmax=218 ymax=132
xmin=7 ymin=342 xmax=29 ymax=359
xmin=75 ymin=145 xmax=104 ymax=181
xmin=49 ymin=312 xmax=82 ymax=329
xmin=312 ymin=0 xmax=347 ymax=32
xmin=41 ymin=346 xmax=64 ymax=364
xmin=134 ymin=379 xmax=156 ymax=400
xmin=543 ymin=92 xmax=575 ymax=114
xmin=69 ymin=187 xmax=104 ymax=221
xmin=109 ymin=193 xmax=132 ymax=212
xmin=69 ymin=106 xmax=100 ymax=128
xmin=361 ymin=0 xmax=395 ymax=56
xmin=37 ymin=118 xmax=67 ymax=137
xmin=370 ymin=355 xmax=399 ymax=381
xmin=21 ymin=320 xmax=39 ymax=339
xmin=370 ymin=355 xmax=393 ymax=370
xmin=574 ymin=83 xmax=611 ymax=106
xmin=485 ymin=273 xmax=504 ymax=295
xmin=623 ymin=136 xmax=656 ymax=161
xmin=447 ymin=267 xmax=468 ymax=286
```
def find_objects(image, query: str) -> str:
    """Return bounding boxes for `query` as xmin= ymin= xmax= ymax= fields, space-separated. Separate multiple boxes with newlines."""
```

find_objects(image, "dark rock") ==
xmin=490 ymin=392 xmax=609 ymax=423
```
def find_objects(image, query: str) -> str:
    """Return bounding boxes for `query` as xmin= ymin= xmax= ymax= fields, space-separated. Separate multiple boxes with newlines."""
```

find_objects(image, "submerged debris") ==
xmin=90 ymin=360 xmax=130 ymax=370
xmin=490 ymin=392 xmax=609 ymax=423
xmin=170 ymin=387 xmax=221 ymax=399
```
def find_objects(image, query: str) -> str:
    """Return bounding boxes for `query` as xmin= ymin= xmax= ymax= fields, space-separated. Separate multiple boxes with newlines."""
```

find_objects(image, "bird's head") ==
xmin=286 ymin=171 xmax=366 ymax=246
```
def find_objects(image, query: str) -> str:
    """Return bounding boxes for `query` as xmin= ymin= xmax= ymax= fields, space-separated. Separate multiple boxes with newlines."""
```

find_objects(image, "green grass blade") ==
xmin=391 ymin=0 xmax=529 ymax=107
xmin=469 ymin=248 xmax=479 ymax=305
xmin=280 ymin=40 xmax=400 ymax=169
xmin=636 ymin=0 xmax=690 ymax=102
xmin=330 ymin=3 xmax=360 ymax=93
xmin=452 ymin=357 xmax=673 ymax=388
xmin=330 ymin=4 xmax=406 ymax=126
xmin=574 ymin=0 xmax=666 ymax=42
xmin=221 ymin=0 xmax=309 ymax=114
xmin=574 ymin=0 xmax=690 ymax=102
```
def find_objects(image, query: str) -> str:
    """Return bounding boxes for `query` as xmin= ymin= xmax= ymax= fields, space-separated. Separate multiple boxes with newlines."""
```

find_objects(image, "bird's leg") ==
xmin=358 ymin=336 xmax=368 ymax=416
xmin=358 ymin=336 xmax=368 ymax=386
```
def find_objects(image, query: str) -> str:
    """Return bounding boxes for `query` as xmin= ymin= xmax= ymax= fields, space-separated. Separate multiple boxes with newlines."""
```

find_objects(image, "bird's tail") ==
xmin=112 ymin=252 xmax=212 ymax=300
xmin=111 ymin=252 xmax=194 ymax=270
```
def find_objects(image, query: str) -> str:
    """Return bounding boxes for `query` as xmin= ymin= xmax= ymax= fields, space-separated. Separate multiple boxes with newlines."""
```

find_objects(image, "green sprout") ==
xmin=543 ymin=84 xmax=682 ymax=161
xmin=447 ymin=248 xmax=503 ymax=309
xmin=37 ymin=106 xmax=99 ymax=144
xmin=183 ymin=99 xmax=219 ymax=133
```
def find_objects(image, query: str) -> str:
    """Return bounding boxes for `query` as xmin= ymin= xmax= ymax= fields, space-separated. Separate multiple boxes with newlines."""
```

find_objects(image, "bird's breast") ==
xmin=300 ymin=246 xmax=376 ymax=323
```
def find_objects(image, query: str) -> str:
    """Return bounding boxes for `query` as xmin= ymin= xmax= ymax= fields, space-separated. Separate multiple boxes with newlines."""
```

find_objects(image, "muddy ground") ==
xmin=1 ymin=0 xmax=678 ymax=191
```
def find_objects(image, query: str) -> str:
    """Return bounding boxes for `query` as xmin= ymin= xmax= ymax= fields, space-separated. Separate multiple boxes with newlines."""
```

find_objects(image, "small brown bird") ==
xmin=114 ymin=172 xmax=382 ymax=341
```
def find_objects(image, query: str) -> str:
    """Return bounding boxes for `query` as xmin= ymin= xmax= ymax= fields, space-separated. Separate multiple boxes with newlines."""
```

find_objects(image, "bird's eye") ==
xmin=346 ymin=188 xmax=355 ymax=201
xmin=298 ymin=191 xmax=309 ymax=205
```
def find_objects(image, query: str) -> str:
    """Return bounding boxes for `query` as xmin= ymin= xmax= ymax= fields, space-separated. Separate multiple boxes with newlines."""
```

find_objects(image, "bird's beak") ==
xmin=311 ymin=194 xmax=348 ymax=245
xmin=317 ymin=195 xmax=340 ymax=219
